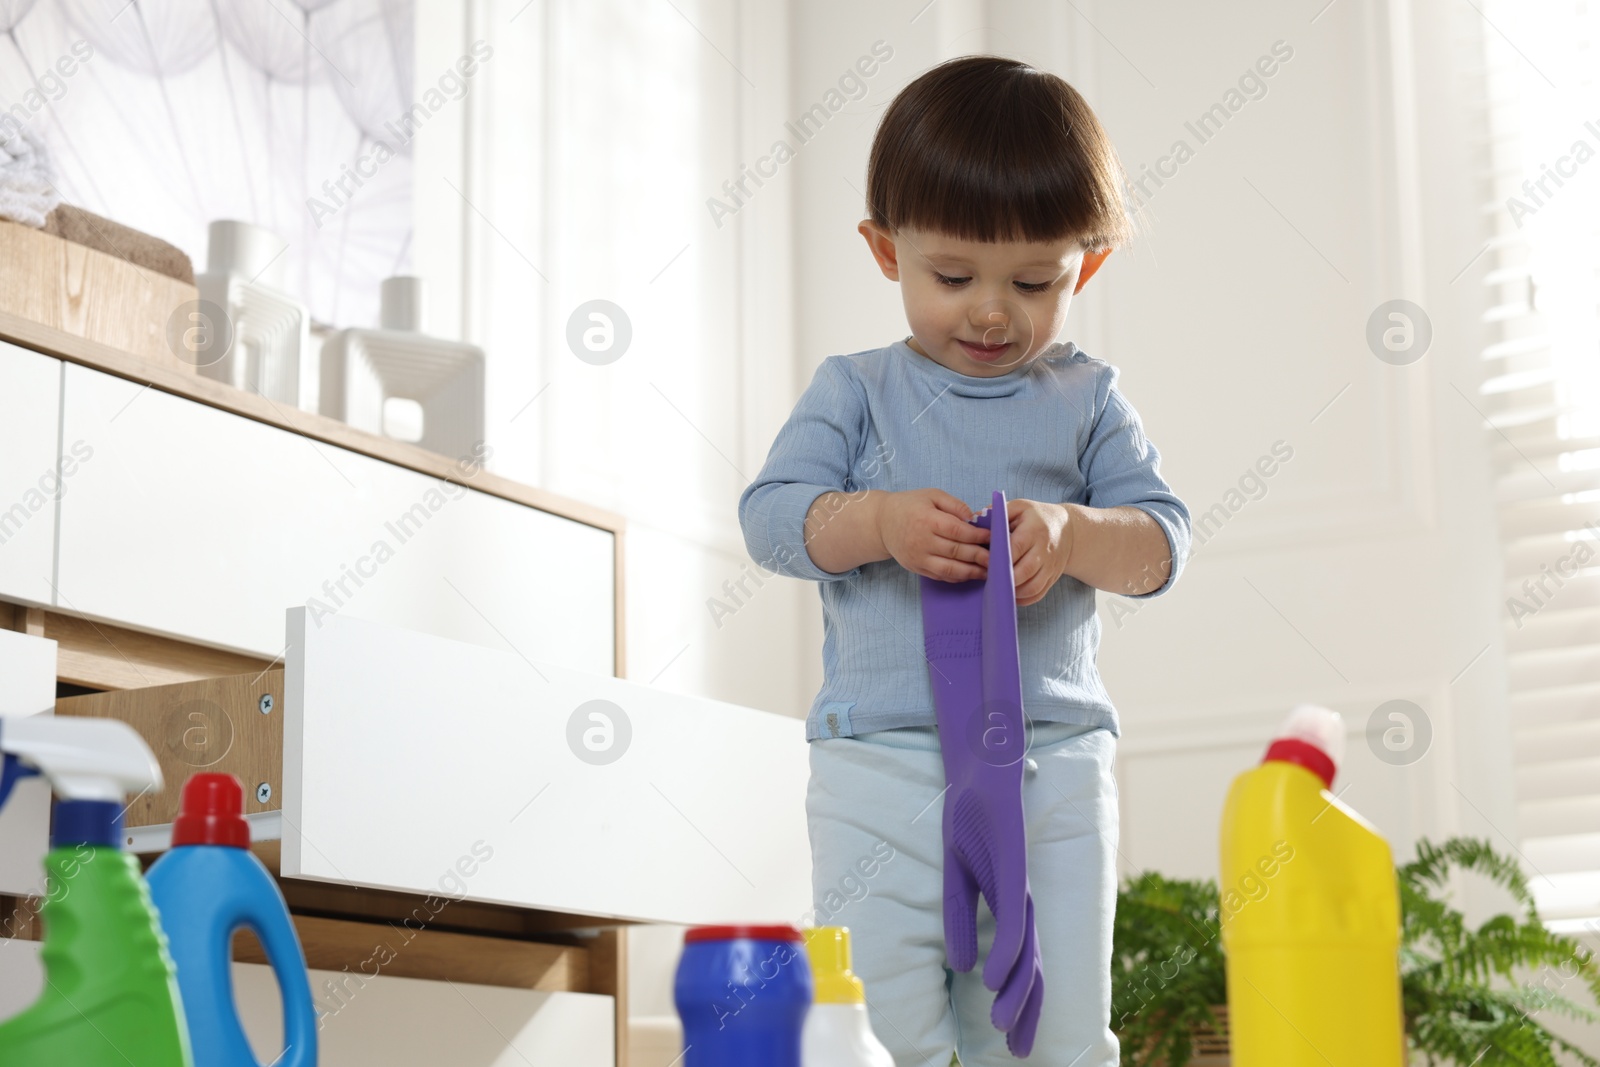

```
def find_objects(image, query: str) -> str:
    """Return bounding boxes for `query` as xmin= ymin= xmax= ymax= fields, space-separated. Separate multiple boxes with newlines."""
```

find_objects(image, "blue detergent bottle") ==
xmin=675 ymin=924 xmax=813 ymax=1067
xmin=146 ymin=773 xmax=318 ymax=1067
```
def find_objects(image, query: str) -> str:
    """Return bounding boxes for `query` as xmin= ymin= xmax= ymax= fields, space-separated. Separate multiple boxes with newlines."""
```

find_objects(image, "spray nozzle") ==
xmin=0 ymin=716 xmax=161 ymax=811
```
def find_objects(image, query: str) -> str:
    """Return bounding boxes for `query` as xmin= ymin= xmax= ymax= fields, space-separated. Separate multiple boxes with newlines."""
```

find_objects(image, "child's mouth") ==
xmin=958 ymin=338 xmax=1013 ymax=363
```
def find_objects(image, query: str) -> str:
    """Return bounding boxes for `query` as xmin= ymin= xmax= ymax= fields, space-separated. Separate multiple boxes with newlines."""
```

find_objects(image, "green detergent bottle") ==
xmin=0 ymin=715 xmax=193 ymax=1067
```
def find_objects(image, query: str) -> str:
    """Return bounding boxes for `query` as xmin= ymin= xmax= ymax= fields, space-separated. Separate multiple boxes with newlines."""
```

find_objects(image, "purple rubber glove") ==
xmin=919 ymin=490 xmax=1044 ymax=1056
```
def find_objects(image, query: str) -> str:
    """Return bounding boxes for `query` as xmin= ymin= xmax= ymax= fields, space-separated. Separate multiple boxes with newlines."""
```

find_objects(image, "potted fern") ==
xmin=1111 ymin=837 xmax=1600 ymax=1066
xmin=1401 ymin=837 xmax=1599 ymax=1066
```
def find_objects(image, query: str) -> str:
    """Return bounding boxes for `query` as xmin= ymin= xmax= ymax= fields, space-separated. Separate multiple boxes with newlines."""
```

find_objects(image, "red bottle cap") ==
xmin=170 ymin=773 xmax=251 ymax=848
xmin=1263 ymin=737 xmax=1336 ymax=790
xmin=684 ymin=924 xmax=804 ymax=944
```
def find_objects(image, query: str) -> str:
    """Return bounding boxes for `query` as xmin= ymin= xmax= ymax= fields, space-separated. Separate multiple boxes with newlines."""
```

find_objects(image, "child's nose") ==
xmin=972 ymin=304 xmax=1010 ymax=330
xmin=969 ymin=297 xmax=1029 ymax=342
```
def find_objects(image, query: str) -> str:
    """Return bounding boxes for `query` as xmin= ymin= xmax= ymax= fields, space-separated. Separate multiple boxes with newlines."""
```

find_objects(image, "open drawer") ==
xmin=12 ymin=608 xmax=813 ymax=1066
xmin=52 ymin=607 xmax=814 ymax=926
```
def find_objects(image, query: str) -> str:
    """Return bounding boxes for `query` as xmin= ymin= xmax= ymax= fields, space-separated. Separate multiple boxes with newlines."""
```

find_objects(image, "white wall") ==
xmin=787 ymin=0 xmax=1520 ymax=890
xmin=784 ymin=0 xmax=1599 ymax=1055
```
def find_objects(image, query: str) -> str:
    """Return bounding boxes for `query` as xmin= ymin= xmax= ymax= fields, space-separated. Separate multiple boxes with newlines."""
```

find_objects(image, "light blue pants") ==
xmin=806 ymin=720 xmax=1121 ymax=1067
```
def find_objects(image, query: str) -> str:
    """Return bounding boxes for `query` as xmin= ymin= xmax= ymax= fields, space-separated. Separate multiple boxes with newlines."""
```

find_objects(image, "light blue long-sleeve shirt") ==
xmin=739 ymin=337 xmax=1191 ymax=742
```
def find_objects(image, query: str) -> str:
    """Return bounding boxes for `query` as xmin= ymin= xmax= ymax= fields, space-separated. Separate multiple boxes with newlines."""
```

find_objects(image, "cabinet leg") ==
xmin=587 ymin=928 xmax=628 ymax=1067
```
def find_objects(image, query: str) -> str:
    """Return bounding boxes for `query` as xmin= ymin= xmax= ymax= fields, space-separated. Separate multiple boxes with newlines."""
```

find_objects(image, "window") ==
xmin=1478 ymin=0 xmax=1600 ymax=932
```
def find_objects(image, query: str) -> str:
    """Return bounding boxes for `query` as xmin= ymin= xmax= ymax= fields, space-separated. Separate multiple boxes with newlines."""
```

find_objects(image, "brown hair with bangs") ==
xmin=866 ymin=55 xmax=1134 ymax=252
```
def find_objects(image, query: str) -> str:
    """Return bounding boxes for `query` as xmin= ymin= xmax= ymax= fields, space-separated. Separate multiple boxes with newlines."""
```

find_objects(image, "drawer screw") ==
xmin=258 ymin=694 xmax=274 ymax=715
xmin=255 ymin=782 xmax=272 ymax=804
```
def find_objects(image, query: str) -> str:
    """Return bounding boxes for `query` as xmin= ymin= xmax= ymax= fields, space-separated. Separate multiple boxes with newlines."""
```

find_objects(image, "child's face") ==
xmin=858 ymin=222 xmax=1110 ymax=378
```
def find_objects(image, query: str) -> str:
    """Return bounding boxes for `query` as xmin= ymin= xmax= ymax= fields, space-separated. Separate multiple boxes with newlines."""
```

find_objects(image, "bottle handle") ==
xmin=244 ymin=906 xmax=319 ymax=1067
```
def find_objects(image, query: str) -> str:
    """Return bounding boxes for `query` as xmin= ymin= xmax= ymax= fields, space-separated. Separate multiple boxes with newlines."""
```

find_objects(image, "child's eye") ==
xmin=934 ymin=273 xmax=1052 ymax=292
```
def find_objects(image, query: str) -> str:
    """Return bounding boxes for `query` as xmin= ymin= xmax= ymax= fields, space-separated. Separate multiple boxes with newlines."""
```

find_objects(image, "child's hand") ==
xmin=1007 ymin=499 xmax=1076 ymax=606
xmin=875 ymin=489 xmax=991 ymax=582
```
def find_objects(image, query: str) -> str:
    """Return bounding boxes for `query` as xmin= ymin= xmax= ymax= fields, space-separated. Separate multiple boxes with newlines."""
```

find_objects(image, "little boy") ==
xmin=740 ymin=55 xmax=1191 ymax=1066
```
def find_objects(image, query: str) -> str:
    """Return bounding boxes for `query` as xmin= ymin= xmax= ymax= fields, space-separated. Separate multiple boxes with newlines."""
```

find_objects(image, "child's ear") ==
xmin=1073 ymin=248 xmax=1113 ymax=294
xmin=858 ymin=220 xmax=901 ymax=281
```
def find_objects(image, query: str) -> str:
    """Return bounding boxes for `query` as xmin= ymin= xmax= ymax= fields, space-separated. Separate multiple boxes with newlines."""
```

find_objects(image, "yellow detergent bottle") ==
xmin=1219 ymin=705 xmax=1406 ymax=1067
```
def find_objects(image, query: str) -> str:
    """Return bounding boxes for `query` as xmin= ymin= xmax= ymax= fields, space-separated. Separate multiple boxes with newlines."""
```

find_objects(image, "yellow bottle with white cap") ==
xmin=801 ymin=927 xmax=894 ymax=1067
xmin=1219 ymin=704 xmax=1406 ymax=1066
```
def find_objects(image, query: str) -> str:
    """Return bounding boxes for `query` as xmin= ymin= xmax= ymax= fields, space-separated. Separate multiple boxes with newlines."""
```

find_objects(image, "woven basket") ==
xmin=1118 ymin=1004 xmax=1231 ymax=1066
xmin=1188 ymin=1004 xmax=1231 ymax=1065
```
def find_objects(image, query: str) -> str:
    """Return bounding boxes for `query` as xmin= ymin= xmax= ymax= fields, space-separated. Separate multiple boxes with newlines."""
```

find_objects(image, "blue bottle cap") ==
xmin=53 ymin=798 xmax=124 ymax=849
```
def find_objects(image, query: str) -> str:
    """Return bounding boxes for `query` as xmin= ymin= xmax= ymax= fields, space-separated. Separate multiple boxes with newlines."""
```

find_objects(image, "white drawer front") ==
xmin=232 ymin=962 xmax=614 ymax=1067
xmin=0 ymin=342 xmax=62 ymax=607
xmin=284 ymin=610 xmax=813 ymax=926
xmin=55 ymin=363 xmax=614 ymax=672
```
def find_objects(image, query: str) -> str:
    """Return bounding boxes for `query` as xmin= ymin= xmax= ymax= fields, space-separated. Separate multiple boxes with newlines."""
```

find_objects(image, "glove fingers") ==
xmin=943 ymin=838 xmax=980 ymax=973
xmin=1004 ymin=961 xmax=1045 ymax=1059
xmin=990 ymin=894 xmax=1038 ymax=1031
xmin=947 ymin=792 xmax=997 ymax=975
xmin=981 ymin=833 xmax=1030 ymax=990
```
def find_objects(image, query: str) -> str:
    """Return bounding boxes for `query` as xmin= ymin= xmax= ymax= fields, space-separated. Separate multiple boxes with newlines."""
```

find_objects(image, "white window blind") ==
xmin=1478 ymin=0 xmax=1600 ymax=931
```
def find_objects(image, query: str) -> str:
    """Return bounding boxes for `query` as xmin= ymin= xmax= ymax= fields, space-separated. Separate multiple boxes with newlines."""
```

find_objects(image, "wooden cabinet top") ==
xmin=0 ymin=308 xmax=622 ymax=536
